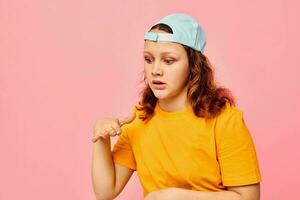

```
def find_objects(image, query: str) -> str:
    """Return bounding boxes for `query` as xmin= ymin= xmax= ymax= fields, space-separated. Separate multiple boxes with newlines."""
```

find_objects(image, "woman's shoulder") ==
xmin=216 ymin=101 xmax=243 ymax=122
xmin=122 ymin=104 xmax=144 ymax=129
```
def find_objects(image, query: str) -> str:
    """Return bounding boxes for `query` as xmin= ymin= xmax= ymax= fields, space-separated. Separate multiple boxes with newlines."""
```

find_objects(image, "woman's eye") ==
xmin=144 ymin=57 xmax=174 ymax=64
xmin=144 ymin=58 xmax=152 ymax=63
xmin=165 ymin=59 xmax=174 ymax=64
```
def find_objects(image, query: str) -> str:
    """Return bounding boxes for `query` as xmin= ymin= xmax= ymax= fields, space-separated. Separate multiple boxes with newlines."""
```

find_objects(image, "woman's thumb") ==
xmin=117 ymin=107 xmax=136 ymax=126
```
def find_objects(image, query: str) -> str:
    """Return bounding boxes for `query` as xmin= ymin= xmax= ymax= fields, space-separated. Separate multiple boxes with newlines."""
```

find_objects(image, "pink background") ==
xmin=1 ymin=0 xmax=299 ymax=199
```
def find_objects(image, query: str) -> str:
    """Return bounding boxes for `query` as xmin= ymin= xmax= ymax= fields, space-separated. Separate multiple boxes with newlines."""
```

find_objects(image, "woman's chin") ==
xmin=150 ymin=86 xmax=170 ymax=99
xmin=153 ymin=91 xmax=168 ymax=99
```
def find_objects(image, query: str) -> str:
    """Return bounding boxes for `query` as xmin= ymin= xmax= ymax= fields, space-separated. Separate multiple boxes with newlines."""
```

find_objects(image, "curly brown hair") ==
xmin=135 ymin=23 xmax=236 ymax=123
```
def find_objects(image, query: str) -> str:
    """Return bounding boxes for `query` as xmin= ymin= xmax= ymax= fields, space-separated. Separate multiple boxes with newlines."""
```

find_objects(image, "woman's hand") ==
xmin=144 ymin=188 xmax=180 ymax=200
xmin=91 ymin=107 xmax=136 ymax=142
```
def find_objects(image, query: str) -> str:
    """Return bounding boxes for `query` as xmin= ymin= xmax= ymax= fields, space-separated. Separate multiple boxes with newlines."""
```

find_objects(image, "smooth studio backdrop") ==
xmin=0 ymin=0 xmax=299 ymax=199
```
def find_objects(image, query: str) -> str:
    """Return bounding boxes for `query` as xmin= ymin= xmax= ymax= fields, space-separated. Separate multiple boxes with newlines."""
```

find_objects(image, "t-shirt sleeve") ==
xmin=215 ymin=107 xmax=262 ymax=186
xmin=111 ymin=124 xmax=137 ymax=171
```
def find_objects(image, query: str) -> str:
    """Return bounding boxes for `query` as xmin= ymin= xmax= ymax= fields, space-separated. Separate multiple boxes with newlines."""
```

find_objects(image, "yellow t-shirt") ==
xmin=111 ymin=101 xmax=262 ymax=197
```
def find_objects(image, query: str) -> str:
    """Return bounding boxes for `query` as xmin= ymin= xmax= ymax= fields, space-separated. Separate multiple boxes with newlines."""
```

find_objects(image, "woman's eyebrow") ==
xmin=143 ymin=51 xmax=177 ymax=55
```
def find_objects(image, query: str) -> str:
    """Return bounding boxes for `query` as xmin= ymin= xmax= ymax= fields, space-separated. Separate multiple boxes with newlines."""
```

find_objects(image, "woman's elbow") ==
xmin=95 ymin=191 xmax=117 ymax=200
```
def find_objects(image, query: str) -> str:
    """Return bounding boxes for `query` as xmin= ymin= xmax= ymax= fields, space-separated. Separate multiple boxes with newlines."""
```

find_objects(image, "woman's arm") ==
xmin=227 ymin=183 xmax=260 ymax=200
xmin=182 ymin=183 xmax=260 ymax=200
xmin=91 ymin=137 xmax=116 ymax=199
xmin=91 ymin=137 xmax=134 ymax=200
xmin=91 ymin=110 xmax=137 ymax=200
xmin=144 ymin=183 xmax=260 ymax=200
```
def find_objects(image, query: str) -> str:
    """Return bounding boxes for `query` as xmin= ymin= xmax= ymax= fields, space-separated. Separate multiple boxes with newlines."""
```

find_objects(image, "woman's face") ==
xmin=143 ymin=29 xmax=190 ymax=101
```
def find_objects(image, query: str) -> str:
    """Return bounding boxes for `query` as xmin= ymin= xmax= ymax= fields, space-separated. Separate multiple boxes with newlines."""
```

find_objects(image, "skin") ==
xmin=143 ymin=28 xmax=191 ymax=112
xmin=91 ymin=112 xmax=137 ymax=200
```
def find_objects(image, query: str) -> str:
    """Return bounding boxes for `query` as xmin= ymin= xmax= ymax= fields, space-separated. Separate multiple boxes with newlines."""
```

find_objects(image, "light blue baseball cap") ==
xmin=144 ymin=13 xmax=206 ymax=53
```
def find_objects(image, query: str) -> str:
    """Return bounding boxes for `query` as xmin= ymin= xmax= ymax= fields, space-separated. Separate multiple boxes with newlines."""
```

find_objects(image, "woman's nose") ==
xmin=151 ymin=61 xmax=163 ymax=76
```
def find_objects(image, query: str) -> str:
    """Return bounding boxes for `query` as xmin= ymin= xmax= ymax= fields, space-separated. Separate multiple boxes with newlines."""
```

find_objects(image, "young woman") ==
xmin=91 ymin=13 xmax=262 ymax=200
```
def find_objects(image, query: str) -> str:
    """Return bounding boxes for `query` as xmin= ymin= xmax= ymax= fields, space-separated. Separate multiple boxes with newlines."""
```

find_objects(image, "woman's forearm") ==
xmin=91 ymin=137 xmax=116 ymax=199
xmin=174 ymin=188 xmax=242 ymax=200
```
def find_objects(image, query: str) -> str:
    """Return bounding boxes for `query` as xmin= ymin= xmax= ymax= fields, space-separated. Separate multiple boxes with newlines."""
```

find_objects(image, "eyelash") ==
xmin=144 ymin=58 xmax=174 ymax=65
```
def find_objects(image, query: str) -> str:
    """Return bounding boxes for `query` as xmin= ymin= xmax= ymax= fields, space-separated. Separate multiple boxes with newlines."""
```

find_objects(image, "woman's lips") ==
xmin=152 ymin=83 xmax=167 ymax=90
